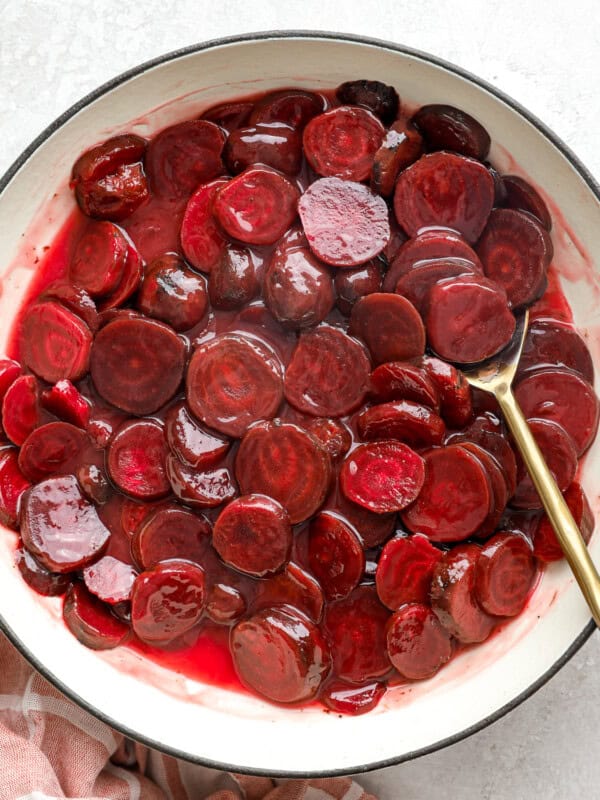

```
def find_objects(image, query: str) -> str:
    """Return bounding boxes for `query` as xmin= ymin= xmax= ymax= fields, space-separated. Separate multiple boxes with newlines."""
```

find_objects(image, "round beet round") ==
xmin=0 ymin=450 xmax=32 ymax=528
xmin=83 ymin=555 xmax=137 ymax=604
xmin=107 ymin=419 xmax=170 ymax=500
xmin=349 ymin=293 xmax=425 ymax=364
xmin=334 ymin=260 xmax=384 ymax=315
xmin=15 ymin=545 xmax=70 ymax=597
xmin=224 ymin=122 xmax=302 ymax=175
xmin=208 ymin=245 xmax=258 ymax=311
xmin=305 ymin=417 xmax=352 ymax=462
xmin=166 ymin=455 xmax=237 ymax=509
xmin=395 ymin=257 xmax=479 ymax=313
xmin=136 ymin=254 xmax=208 ymax=331
xmin=371 ymin=119 xmax=424 ymax=197
xmin=517 ymin=319 xmax=594 ymax=384
xmin=63 ymin=583 xmax=129 ymax=650
xmin=254 ymin=562 xmax=324 ymax=623
xmin=133 ymin=506 xmax=211 ymax=569
xmin=165 ymin=402 xmax=230 ymax=469
xmin=501 ymin=175 xmax=552 ymax=231
xmin=70 ymin=221 xmax=128 ymax=298
xmin=18 ymin=421 xmax=88 ymax=483
xmin=421 ymin=356 xmax=473 ymax=428
xmin=264 ymin=246 xmax=334 ymax=329
xmin=1 ymin=375 xmax=44 ymax=447
xmin=322 ymin=679 xmax=385 ymax=716
xmin=369 ymin=361 xmax=440 ymax=410
xmin=376 ymin=534 xmax=442 ymax=610
xmin=474 ymin=532 xmax=536 ymax=616
xmin=180 ymin=177 xmax=229 ymax=273
xmin=206 ymin=583 xmax=247 ymax=624
xmin=336 ymin=80 xmax=400 ymax=124
xmin=534 ymin=482 xmax=594 ymax=562
xmin=356 ymin=400 xmax=446 ymax=447
xmin=386 ymin=603 xmax=453 ymax=680
xmin=308 ymin=512 xmax=365 ymax=600
xmin=412 ymin=104 xmax=491 ymax=160
xmin=250 ymin=89 xmax=325 ymax=128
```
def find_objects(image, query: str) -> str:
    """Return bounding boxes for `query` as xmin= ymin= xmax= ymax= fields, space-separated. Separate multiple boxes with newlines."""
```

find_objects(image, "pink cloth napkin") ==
xmin=0 ymin=631 xmax=377 ymax=800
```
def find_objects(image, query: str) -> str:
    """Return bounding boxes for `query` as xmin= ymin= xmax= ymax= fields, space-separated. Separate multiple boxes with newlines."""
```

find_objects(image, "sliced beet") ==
xmin=131 ymin=559 xmax=206 ymax=644
xmin=303 ymin=106 xmax=385 ymax=181
xmin=447 ymin=426 xmax=517 ymax=500
xmin=96 ymin=244 xmax=143 ymax=311
xmin=476 ymin=209 xmax=553 ymax=308
xmin=201 ymin=101 xmax=253 ymax=132
xmin=386 ymin=603 xmax=453 ymax=680
xmin=213 ymin=165 xmax=299 ymax=245
xmin=146 ymin=120 xmax=225 ymax=198
xmin=231 ymin=606 xmax=331 ymax=704
xmin=459 ymin=442 xmax=508 ymax=535
xmin=120 ymin=497 xmax=172 ymax=538
xmin=70 ymin=221 xmax=128 ymax=298
xmin=331 ymin=494 xmax=396 ymax=549
xmin=308 ymin=512 xmax=365 ymax=600
xmin=349 ymin=293 xmax=425 ymax=364
xmin=322 ymin=679 xmax=385 ymax=715
xmin=235 ymin=421 xmax=331 ymax=524
xmin=426 ymin=275 xmax=516 ymax=364
xmin=91 ymin=316 xmax=185 ymax=415
xmin=305 ymin=418 xmax=352 ymax=462
xmin=77 ymin=464 xmax=111 ymax=505
xmin=393 ymin=152 xmax=494 ymax=242
xmin=336 ymin=80 xmax=400 ymax=124
xmin=0 ymin=449 xmax=31 ymax=528
xmin=474 ymin=532 xmax=536 ymax=616
xmin=187 ymin=333 xmax=283 ymax=438
xmin=264 ymin=245 xmax=334 ymax=329
xmin=42 ymin=283 xmax=100 ymax=334
xmin=250 ymin=89 xmax=325 ymax=128
xmin=15 ymin=546 xmax=71 ymax=596
xmin=421 ymin=356 xmax=473 ymax=428
xmin=340 ymin=441 xmax=425 ymax=514
xmin=206 ymin=583 xmax=247 ymax=624
xmin=298 ymin=177 xmax=390 ymax=267
xmin=18 ymin=422 xmax=88 ymax=483
xmin=334 ymin=260 xmax=384 ymax=316
xmin=2 ymin=375 xmax=44 ymax=446
xmin=0 ymin=359 xmax=21 ymax=402
xmin=213 ymin=494 xmax=291 ymax=577
xmin=253 ymin=562 xmax=324 ymax=623
xmin=63 ymin=583 xmax=129 ymax=650
xmin=21 ymin=475 xmax=110 ymax=573
xmin=357 ymin=400 xmax=446 ymax=447
xmin=41 ymin=380 xmax=90 ymax=429
xmin=430 ymin=544 xmax=495 ymax=643
xmin=534 ymin=482 xmax=594 ymax=562
xmin=412 ymin=104 xmax=491 ymax=160
xmin=371 ymin=119 xmax=424 ymax=197
xmin=208 ymin=245 xmax=258 ymax=310
xmin=132 ymin=505 xmax=211 ymax=569
xmin=370 ymin=362 xmax=440 ymax=410
xmin=180 ymin=177 xmax=229 ymax=273
xmin=395 ymin=257 xmax=479 ymax=313
xmin=224 ymin=122 xmax=302 ymax=175
xmin=284 ymin=326 xmax=370 ymax=417
xmin=165 ymin=402 xmax=230 ymax=469
xmin=21 ymin=301 xmax=92 ymax=383
xmin=515 ymin=368 xmax=599 ymax=456
xmin=502 ymin=175 xmax=552 ymax=230
xmin=166 ymin=455 xmax=237 ymax=508
xmin=376 ymin=534 xmax=442 ymax=609
xmin=107 ymin=420 xmax=170 ymax=500
xmin=83 ymin=556 xmax=137 ymax=604
xmin=384 ymin=218 xmax=409 ymax=265
xmin=137 ymin=253 xmax=208 ymax=331
xmin=401 ymin=445 xmax=491 ymax=541
xmin=517 ymin=319 xmax=594 ymax=384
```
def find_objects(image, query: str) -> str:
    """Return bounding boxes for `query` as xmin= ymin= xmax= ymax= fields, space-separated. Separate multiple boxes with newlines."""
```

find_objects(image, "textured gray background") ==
xmin=1 ymin=1 xmax=599 ymax=797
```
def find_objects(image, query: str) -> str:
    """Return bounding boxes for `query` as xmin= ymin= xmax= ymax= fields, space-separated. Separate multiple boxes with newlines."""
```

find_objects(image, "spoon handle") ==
xmin=496 ymin=385 xmax=600 ymax=627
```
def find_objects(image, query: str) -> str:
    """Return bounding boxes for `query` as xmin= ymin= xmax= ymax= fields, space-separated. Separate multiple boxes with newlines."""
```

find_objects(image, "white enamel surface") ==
xmin=0 ymin=36 xmax=599 ymax=775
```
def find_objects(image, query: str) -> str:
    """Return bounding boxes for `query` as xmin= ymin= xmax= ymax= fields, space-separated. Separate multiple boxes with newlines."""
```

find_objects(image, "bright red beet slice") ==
xmin=132 ymin=505 xmax=211 ymax=569
xmin=213 ymin=494 xmax=292 ymax=577
xmin=517 ymin=319 xmax=594 ymax=384
xmin=421 ymin=356 xmax=473 ymax=427
xmin=386 ymin=603 xmax=453 ymax=680
xmin=166 ymin=455 xmax=237 ymax=508
xmin=187 ymin=333 xmax=283 ymax=438
xmin=474 ymin=532 xmax=536 ymax=616
xmin=284 ymin=326 xmax=370 ymax=417
xmin=206 ymin=583 xmax=247 ymax=624
xmin=0 ymin=359 xmax=21 ymax=402
xmin=131 ymin=559 xmax=206 ymax=644
xmin=165 ymin=402 xmax=229 ymax=469
xmin=180 ymin=177 xmax=229 ymax=273
xmin=0 ymin=449 xmax=31 ymax=527
xmin=322 ymin=679 xmax=385 ymax=716
xmin=83 ymin=556 xmax=137 ymax=604
xmin=137 ymin=254 xmax=208 ymax=331
xmin=534 ymin=482 xmax=594 ymax=562
xmin=459 ymin=442 xmax=508 ymax=535
xmin=427 ymin=275 xmax=516 ymax=364
xmin=340 ymin=441 xmax=425 ymax=514
xmin=515 ymin=368 xmax=599 ymax=456
xmin=446 ymin=418 xmax=517 ymax=499
xmin=201 ymin=101 xmax=253 ymax=132
xmin=70 ymin=221 xmax=128 ymax=298
xmin=146 ymin=120 xmax=225 ymax=198
xmin=213 ymin=166 xmax=299 ymax=245
xmin=303 ymin=106 xmax=385 ymax=181
xmin=308 ymin=512 xmax=365 ymax=600
xmin=253 ymin=562 xmax=324 ymax=623
xmin=97 ymin=244 xmax=143 ymax=312
xmin=21 ymin=475 xmax=110 ymax=573
xmin=395 ymin=257 xmax=479 ymax=313
xmin=108 ymin=420 xmax=169 ymax=500
xmin=323 ymin=585 xmax=390 ymax=682
xmin=63 ymin=583 xmax=129 ymax=650
xmin=2 ymin=375 xmax=44 ymax=446
xmin=502 ymin=175 xmax=552 ymax=230
xmin=235 ymin=421 xmax=331 ymax=524
xmin=21 ymin=301 xmax=92 ymax=383
xmin=91 ymin=317 xmax=185 ymax=415
xmin=18 ymin=422 xmax=88 ymax=483
xmin=77 ymin=464 xmax=110 ymax=505
xmin=412 ymin=104 xmax=491 ymax=160
xmin=298 ymin=177 xmax=390 ymax=267
xmin=336 ymin=80 xmax=399 ymax=124
xmin=394 ymin=152 xmax=494 ymax=242
xmin=375 ymin=534 xmax=442 ymax=609
xmin=371 ymin=119 xmax=424 ymax=197
xmin=401 ymin=445 xmax=491 ymax=541
xmin=15 ymin=546 xmax=70 ymax=596
xmin=249 ymin=89 xmax=325 ymax=128
xmin=330 ymin=494 xmax=396 ymax=549
xmin=224 ymin=123 xmax=302 ymax=175
xmin=357 ymin=400 xmax=445 ymax=447
xmin=41 ymin=380 xmax=90 ymax=429
xmin=208 ymin=245 xmax=258 ymax=311
xmin=305 ymin=418 xmax=352 ymax=462
xmin=120 ymin=498 xmax=170 ymax=538
xmin=264 ymin=245 xmax=334 ymax=329
xmin=477 ymin=209 xmax=553 ymax=308
xmin=349 ymin=293 xmax=425 ymax=364
xmin=334 ymin=260 xmax=384 ymax=315
xmin=42 ymin=282 xmax=100 ymax=334
xmin=431 ymin=544 xmax=495 ymax=643
xmin=370 ymin=362 xmax=440 ymax=410
xmin=231 ymin=606 xmax=331 ymax=704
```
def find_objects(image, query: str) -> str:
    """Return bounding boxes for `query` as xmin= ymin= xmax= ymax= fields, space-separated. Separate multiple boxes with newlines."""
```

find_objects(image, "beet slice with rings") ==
xmin=253 ymin=562 xmax=324 ymax=623
xmin=517 ymin=319 xmax=594 ymax=385
xmin=371 ymin=119 xmax=424 ymax=197
xmin=349 ymin=293 xmax=425 ymax=365
xmin=15 ymin=546 xmax=71 ymax=597
xmin=303 ymin=106 xmax=385 ymax=181
xmin=324 ymin=585 xmax=391 ymax=682
xmin=206 ymin=583 xmax=247 ymax=624
xmin=165 ymin=402 xmax=230 ymax=469
xmin=401 ymin=445 xmax=491 ymax=541
xmin=2 ymin=375 xmax=45 ymax=446
xmin=213 ymin=494 xmax=292 ymax=577
xmin=201 ymin=101 xmax=253 ymax=132
xmin=336 ymin=80 xmax=400 ymax=124
xmin=224 ymin=123 xmax=302 ymax=175
xmin=264 ymin=245 xmax=334 ymax=329
xmin=340 ymin=441 xmax=425 ymax=514
xmin=231 ymin=606 xmax=331 ymax=704
xmin=41 ymin=380 xmax=90 ymax=429
xmin=534 ymin=482 xmax=595 ymax=562
xmin=18 ymin=422 xmax=88 ymax=483
xmin=0 ymin=359 xmax=22 ymax=402
xmin=331 ymin=494 xmax=396 ymax=549
xmin=394 ymin=152 xmax=495 ymax=243
xmin=284 ymin=326 xmax=370 ymax=417
xmin=412 ymin=104 xmax=491 ymax=161
xmin=137 ymin=254 xmax=208 ymax=331
xmin=180 ymin=177 xmax=229 ymax=273
xmin=474 ymin=532 xmax=536 ymax=616
xmin=515 ymin=368 xmax=599 ymax=456
xmin=235 ymin=421 xmax=331 ymax=524
xmin=334 ymin=260 xmax=384 ymax=316
xmin=446 ymin=426 xmax=517 ymax=500
xmin=107 ymin=420 xmax=170 ymax=501
xmin=426 ymin=275 xmax=516 ymax=364
xmin=421 ymin=356 xmax=473 ymax=428
xmin=208 ymin=245 xmax=258 ymax=311
xmin=187 ymin=333 xmax=283 ymax=438
xmin=83 ymin=556 xmax=138 ymax=604
xmin=501 ymin=175 xmax=552 ymax=231
xmin=63 ymin=583 xmax=129 ymax=650
xmin=21 ymin=475 xmax=110 ymax=573
xmin=395 ymin=257 xmax=479 ymax=313
xmin=146 ymin=120 xmax=225 ymax=198
xmin=77 ymin=464 xmax=111 ymax=505
xmin=41 ymin=283 xmax=99 ymax=335
xmin=322 ymin=679 xmax=385 ymax=715
xmin=213 ymin=165 xmax=299 ymax=245
xmin=70 ymin=221 xmax=128 ymax=298
xmin=298 ymin=177 xmax=390 ymax=268
xmin=166 ymin=455 xmax=237 ymax=509
xmin=375 ymin=534 xmax=442 ymax=610
xmin=308 ymin=512 xmax=365 ymax=600
xmin=386 ymin=603 xmax=453 ymax=680
xmin=0 ymin=449 xmax=31 ymax=528
xmin=91 ymin=316 xmax=185 ymax=416
xmin=305 ymin=418 xmax=352 ymax=462
xmin=459 ymin=442 xmax=508 ymax=535
xmin=357 ymin=400 xmax=446 ymax=447
xmin=476 ymin=209 xmax=553 ymax=308
xmin=20 ymin=301 xmax=93 ymax=383
xmin=370 ymin=362 xmax=440 ymax=411
xmin=96 ymin=243 xmax=143 ymax=312
xmin=132 ymin=505 xmax=211 ymax=569
xmin=430 ymin=544 xmax=496 ymax=643
xmin=249 ymin=89 xmax=325 ymax=128
xmin=131 ymin=559 xmax=206 ymax=645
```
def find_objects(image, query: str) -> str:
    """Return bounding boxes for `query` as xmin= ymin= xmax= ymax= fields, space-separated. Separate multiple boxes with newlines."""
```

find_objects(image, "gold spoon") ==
xmin=461 ymin=309 xmax=600 ymax=626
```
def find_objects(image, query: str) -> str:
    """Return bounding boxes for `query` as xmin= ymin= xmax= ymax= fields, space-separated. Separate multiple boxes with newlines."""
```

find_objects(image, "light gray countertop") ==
xmin=1 ymin=2 xmax=599 ymax=797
